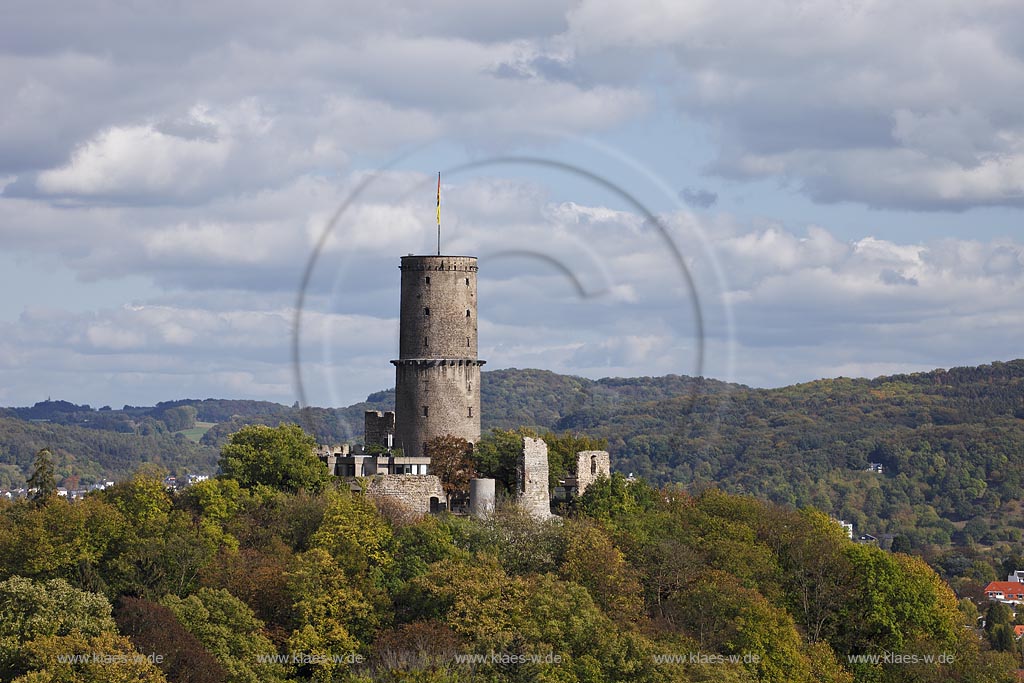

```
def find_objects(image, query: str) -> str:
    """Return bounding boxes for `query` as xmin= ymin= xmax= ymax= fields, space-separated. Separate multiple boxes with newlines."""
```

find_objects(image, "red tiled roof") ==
xmin=983 ymin=581 xmax=1024 ymax=597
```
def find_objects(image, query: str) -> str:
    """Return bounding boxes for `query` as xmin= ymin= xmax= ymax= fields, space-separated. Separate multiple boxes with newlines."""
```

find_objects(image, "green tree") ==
xmin=890 ymin=535 xmax=912 ymax=553
xmin=575 ymin=471 xmax=658 ymax=522
xmin=162 ymin=588 xmax=286 ymax=683
xmin=990 ymin=623 xmax=1016 ymax=653
xmin=559 ymin=520 xmax=643 ymax=622
xmin=666 ymin=569 xmax=815 ymax=683
xmin=472 ymin=428 xmax=535 ymax=493
xmin=0 ymin=576 xmax=118 ymax=680
xmin=541 ymin=430 xmax=608 ymax=489
xmin=286 ymin=548 xmax=377 ymax=681
xmin=13 ymin=630 xmax=168 ymax=683
xmin=218 ymin=424 xmax=327 ymax=493
xmin=986 ymin=601 xmax=1014 ymax=653
xmin=162 ymin=406 xmax=198 ymax=432
xmin=311 ymin=489 xmax=394 ymax=576
xmin=114 ymin=596 xmax=228 ymax=683
xmin=26 ymin=450 xmax=56 ymax=503
xmin=102 ymin=473 xmax=172 ymax=529
xmin=425 ymin=435 xmax=475 ymax=509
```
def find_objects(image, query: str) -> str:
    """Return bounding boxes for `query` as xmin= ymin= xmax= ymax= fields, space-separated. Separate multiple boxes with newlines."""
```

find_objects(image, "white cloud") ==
xmin=0 ymin=186 xmax=1021 ymax=404
xmin=7 ymin=0 xmax=1024 ymax=210
xmin=38 ymin=119 xmax=231 ymax=198
xmin=558 ymin=0 xmax=1024 ymax=209
xmin=1 ymin=0 xmax=1023 ymax=406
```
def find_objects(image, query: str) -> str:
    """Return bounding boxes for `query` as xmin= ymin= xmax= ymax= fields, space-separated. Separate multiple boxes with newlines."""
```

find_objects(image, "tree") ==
xmin=161 ymin=588 xmax=286 ymax=683
xmin=102 ymin=473 xmax=172 ymax=528
xmin=113 ymin=596 xmax=228 ymax=683
xmin=161 ymin=406 xmax=197 ymax=432
xmin=425 ymin=435 xmax=475 ymax=509
xmin=26 ymin=449 xmax=56 ymax=503
xmin=890 ymin=534 xmax=912 ymax=553
xmin=541 ymin=430 xmax=608 ymax=489
xmin=285 ymin=549 xmax=376 ymax=682
xmin=311 ymin=489 xmax=394 ymax=576
xmin=985 ymin=601 xmax=1014 ymax=653
xmin=666 ymin=569 xmax=816 ymax=683
xmin=0 ymin=576 xmax=118 ymax=680
xmin=14 ymin=630 xmax=168 ymax=683
xmin=559 ymin=521 xmax=643 ymax=622
xmin=990 ymin=623 xmax=1016 ymax=653
xmin=218 ymin=424 xmax=327 ymax=493
xmin=472 ymin=429 xmax=535 ymax=493
xmin=575 ymin=471 xmax=658 ymax=522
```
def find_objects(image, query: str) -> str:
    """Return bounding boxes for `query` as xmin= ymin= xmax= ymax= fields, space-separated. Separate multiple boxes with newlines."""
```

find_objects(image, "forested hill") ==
xmin=546 ymin=360 xmax=1024 ymax=551
xmin=2 ymin=360 xmax=1023 ymax=552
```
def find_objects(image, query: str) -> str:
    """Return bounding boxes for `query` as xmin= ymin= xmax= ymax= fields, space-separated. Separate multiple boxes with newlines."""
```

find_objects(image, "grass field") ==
xmin=177 ymin=421 xmax=216 ymax=443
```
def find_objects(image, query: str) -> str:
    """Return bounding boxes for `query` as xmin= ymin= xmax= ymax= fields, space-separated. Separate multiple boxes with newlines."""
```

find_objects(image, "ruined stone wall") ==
xmin=365 ymin=474 xmax=446 ymax=515
xmin=575 ymin=450 xmax=611 ymax=496
xmin=517 ymin=437 xmax=551 ymax=519
xmin=364 ymin=410 xmax=395 ymax=449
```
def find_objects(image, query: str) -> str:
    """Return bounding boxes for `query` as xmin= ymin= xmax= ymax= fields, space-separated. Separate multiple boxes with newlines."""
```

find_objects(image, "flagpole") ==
xmin=436 ymin=172 xmax=441 ymax=256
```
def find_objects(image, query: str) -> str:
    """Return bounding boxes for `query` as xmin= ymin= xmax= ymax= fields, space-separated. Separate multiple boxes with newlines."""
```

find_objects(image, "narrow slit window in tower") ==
xmin=423 ymin=405 xmax=429 ymax=417
xmin=424 ymin=307 xmax=430 ymax=316
xmin=466 ymin=337 xmax=470 ymax=347
xmin=465 ymin=277 xmax=469 ymax=285
xmin=465 ymin=309 xmax=470 ymax=317
xmin=424 ymin=336 xmax=428 ymax=347
xmin=468 ymin=407 xmax=473 ymax=418
xmin=425 ymin=276 xmax=430 ymax=284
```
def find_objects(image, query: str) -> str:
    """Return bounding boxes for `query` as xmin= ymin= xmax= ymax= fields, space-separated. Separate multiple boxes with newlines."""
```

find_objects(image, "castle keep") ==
xmin=318 ymin=249 xmax=610 ymax=516
xmin=392 ymin=255 xmax=484 ymax=457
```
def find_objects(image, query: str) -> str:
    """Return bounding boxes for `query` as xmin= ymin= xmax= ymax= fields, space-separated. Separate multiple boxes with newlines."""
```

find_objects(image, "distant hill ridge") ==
xmin=2 ymin=360 xmax=1023 ymax=552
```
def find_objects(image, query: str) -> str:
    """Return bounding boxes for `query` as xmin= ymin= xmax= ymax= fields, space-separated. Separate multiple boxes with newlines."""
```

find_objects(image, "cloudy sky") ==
xmin=2 ymin=0 xmax=1023 ymax=409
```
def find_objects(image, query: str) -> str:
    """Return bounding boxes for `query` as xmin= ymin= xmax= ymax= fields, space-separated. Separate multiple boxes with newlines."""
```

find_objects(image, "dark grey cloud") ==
xmin=678 ymin=187 xmax=718 ymax=209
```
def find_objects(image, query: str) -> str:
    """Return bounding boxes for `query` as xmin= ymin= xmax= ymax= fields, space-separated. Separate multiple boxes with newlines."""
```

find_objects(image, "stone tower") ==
xmin=392 ymin=255 xmax=484 ymax=458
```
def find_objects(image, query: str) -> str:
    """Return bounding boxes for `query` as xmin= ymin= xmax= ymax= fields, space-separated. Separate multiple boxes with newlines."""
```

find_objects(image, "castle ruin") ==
xmin=318 ymin=250 xmax=610 ymax=517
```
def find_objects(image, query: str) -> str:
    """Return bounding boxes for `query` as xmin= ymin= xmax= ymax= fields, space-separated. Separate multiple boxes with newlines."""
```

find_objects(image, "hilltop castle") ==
xmin=318 ymin=251 xmax=609 ymax=516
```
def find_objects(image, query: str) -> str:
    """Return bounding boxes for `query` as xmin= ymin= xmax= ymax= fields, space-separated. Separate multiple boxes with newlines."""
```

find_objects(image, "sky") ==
xmin=1 ymin=0 xmax=1023 ymax=409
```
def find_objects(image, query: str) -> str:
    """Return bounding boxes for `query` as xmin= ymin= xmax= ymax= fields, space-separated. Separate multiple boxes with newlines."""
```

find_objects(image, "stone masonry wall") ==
xmin=393 ymin=360 xmax=481 ymax=457
xmin=398 ymin=255 xmax=478 ymax=359
xmin=517 ymin=437 xmax=551 ymax=519
xmin=575 ymin=450 xmax=611 ymax=496
xmin=364 ymin=410 xmax=395 ymax=449
xmin=365 ymin=474 xmax=446 ymax=515
xmin=393 ymin=254 xmax=483 ymax=458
